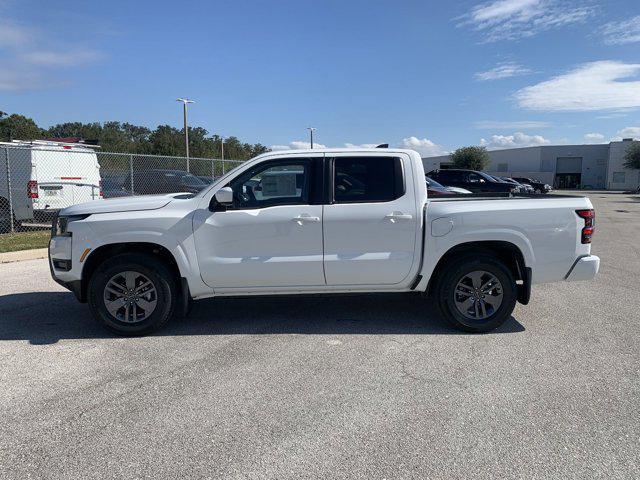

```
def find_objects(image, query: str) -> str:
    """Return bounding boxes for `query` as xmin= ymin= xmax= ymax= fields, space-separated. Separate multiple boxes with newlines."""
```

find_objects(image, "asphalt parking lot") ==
xmin=0 ymin=191 xmax=638 ymax=479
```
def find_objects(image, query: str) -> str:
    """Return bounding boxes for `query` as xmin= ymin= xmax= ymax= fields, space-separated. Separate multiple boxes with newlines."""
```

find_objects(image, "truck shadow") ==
xmin=0 ymin=291 xmax=524 ymax=345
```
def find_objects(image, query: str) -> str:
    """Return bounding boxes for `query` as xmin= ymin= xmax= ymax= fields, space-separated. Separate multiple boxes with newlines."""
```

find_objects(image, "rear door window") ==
xmin=333 ymin=157 xmax=403 ymax=203
xmin=438 ymin=170 xmax=462 ymax=183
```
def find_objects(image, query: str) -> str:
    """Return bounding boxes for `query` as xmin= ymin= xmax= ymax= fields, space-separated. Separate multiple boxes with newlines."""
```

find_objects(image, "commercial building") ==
xmin=423 ymin=139 xmax=639 ymax=190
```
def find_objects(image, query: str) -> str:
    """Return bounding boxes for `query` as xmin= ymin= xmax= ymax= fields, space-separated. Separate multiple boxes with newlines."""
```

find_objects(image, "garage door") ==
xmin=556 ymin=157 xmax=582 ymax=174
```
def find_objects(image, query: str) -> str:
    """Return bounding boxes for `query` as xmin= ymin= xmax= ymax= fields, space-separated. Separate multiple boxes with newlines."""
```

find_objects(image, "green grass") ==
xmin=0 ymin=231 xmax=50 ymax=253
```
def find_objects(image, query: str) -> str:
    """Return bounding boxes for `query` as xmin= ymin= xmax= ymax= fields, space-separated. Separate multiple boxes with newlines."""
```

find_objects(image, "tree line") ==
xmin=0 ymin=112 xmax=269 ymax=160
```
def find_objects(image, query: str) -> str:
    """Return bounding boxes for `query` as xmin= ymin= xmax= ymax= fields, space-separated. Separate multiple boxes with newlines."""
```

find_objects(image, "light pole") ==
xmin=220 ymin=136 xmax=225 ymax=175
xmin=306 ymin=127 xmax=316 ymax=149
xmin=176 ymin=98 xmax=195 ymax=171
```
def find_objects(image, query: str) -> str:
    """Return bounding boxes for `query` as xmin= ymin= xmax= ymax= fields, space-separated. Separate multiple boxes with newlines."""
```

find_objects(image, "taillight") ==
xmin=99 ymin=180 xmax=103 ymax=198
xmin=576 ymin=209 xmax=595 ymax=244
xmin=27 ymin=180 xmax=39 ymax=199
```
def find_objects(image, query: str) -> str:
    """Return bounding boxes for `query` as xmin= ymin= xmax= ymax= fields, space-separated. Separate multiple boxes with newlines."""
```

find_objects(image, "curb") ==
xmin=0 ymin=248 xmax=48 ymax=264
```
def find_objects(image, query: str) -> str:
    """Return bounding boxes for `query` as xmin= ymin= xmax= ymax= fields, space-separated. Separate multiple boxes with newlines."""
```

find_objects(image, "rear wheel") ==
xmin=435 ymin=254 xmax=517 ymax=333
xmin=87 ymin=253 xmax=177 ymax=335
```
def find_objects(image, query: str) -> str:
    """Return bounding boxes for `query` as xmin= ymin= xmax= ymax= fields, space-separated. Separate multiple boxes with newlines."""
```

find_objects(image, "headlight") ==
xmin=52 ymin=215 xmax=89 ymax=237
xmin=52 ymin=215 xmax=69 ymax=237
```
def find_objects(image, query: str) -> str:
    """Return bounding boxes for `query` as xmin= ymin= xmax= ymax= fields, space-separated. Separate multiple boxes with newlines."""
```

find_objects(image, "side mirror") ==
xmin=215 ymin=186 xmax=234 ymax=204
xmin=209 ymin=186 xmax=233 ymax=211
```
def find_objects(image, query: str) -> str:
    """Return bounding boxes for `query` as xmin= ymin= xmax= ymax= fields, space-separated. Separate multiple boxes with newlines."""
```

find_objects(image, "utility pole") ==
xmin=306 ymin=127 xmax=316 ymax=149
xmin=176 ymin=98 xmax=195 ymax=171
xmin=220 ymin=136 xmax=225 ymax=162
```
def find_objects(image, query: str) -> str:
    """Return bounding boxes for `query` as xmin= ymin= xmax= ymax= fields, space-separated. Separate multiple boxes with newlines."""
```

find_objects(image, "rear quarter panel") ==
xmin=419 ymin=196 xmax=593 ymax=286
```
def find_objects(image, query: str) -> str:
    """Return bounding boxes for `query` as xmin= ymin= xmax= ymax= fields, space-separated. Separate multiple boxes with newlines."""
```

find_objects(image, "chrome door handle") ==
xmin=385 ymin=212 xmax=412 ymax=223
xmin=292 ymin=214 xmax=321 ymax=225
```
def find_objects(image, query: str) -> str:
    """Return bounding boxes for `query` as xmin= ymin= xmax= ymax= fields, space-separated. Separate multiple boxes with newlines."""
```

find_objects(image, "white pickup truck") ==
xmin=49 ymin=148 xmax=599 ymax=335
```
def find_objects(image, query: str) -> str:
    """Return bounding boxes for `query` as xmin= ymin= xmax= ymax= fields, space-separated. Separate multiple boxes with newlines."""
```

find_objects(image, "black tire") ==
xmin=434 ymin=254 xmax=517 ymax=333
xmin=87 ymin=253 xmax=178 ymax=335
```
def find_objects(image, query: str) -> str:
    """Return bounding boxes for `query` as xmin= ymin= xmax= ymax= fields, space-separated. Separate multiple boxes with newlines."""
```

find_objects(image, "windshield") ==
xmin=478 ymin=172 xmax=502 ymax=182
xmin=180 ymin=174 xmax=207 ymax=187
xmin=425 ymin=176 xmax=445 ymax=188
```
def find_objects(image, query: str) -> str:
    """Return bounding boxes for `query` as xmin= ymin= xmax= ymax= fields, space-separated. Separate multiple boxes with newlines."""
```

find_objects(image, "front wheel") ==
xmin=87 ymin=253 xmax=177 ymax=335
xmin=435 ymin=254 xmax=517 ymax=333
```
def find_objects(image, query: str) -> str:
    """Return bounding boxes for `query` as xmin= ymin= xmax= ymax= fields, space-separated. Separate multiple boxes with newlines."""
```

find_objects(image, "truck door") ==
xmin=193 ymin=156 xmax=325 ymax=289
xmin=322 ymin=154 xmax=419 ymax=285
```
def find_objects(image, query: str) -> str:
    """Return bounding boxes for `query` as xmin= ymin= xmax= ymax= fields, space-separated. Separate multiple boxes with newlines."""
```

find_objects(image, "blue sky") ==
xmin=1 ymin=0 xmax=639 ymax=155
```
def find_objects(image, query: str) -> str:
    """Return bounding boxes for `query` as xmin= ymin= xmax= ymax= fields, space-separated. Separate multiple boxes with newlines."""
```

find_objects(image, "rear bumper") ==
xmin=565 ymin=255 xmax=600 ymax=282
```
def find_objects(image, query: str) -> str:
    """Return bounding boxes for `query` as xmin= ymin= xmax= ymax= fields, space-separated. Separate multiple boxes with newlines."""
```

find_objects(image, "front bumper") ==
xmin=565 ymin=255 xmax=600 ymax=282
xmin=49 ymin=235 xmax=85 ymax=301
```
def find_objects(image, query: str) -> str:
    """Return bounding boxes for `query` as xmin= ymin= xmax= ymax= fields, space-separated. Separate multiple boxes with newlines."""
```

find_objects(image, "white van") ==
xmin=0 ymin=140 xmax=102 ymax=231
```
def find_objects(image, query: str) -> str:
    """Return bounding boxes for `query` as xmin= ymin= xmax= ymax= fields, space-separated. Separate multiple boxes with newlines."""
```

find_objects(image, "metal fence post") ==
xmin=211 ymin=159 xmax=215 ymax=179
xmin=4 ymin=147 xmax=15 ymax=233
xmin=222 ymin=161 xmax=226 ymax=175
xmin=129 ymin=154 xmax=135 ymax=194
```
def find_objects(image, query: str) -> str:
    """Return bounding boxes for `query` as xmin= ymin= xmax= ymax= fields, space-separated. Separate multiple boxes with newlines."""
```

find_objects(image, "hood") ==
xmin=59 ymin=193 xmax=190 ymax=216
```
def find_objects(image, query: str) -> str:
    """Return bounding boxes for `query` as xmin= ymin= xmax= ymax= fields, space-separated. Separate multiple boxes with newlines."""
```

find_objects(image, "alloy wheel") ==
xmin=453 ymin=270 xmax=504 ymax=321
xmin=103 ymin=271 xmax=158 ymax=323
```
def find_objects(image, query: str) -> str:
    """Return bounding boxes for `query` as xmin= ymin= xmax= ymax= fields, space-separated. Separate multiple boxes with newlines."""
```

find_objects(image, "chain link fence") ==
xmin=0 ymin=142 xmax=244 ymax=235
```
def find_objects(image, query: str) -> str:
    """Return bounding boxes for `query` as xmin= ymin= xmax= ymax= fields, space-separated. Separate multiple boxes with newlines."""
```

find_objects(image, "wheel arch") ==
xmin=425 ymin=240 xmax=530 ymax=304
xmin=79 ymin=242 xmax=183 ymax=303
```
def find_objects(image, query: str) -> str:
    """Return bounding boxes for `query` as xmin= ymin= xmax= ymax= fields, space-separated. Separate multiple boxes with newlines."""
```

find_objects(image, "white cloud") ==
xmin=19 ymin=50 xmax=102 ymax=67
xmin=0 ymin=68 xmax=40 ymax=91
xmin=474 ymin=120 xmax=550 ymax=129
xmin=583 ymin=133 xmax=605 ymax=144
xmin=270 ymin=138 xmax=447 ymax=156
xmin=400 ymin=137 xmax=447 ymax=156
xmin=269 ymin=141 xmax=327 ymax=151
xmin=459 ymin=0 xmax=594 ymax=42
xmin=344 ymin=143 xmax=380 ymax=148
xmin=480 ymin=132 xmax=550 ymax=149
xmin=514 ymin=61 xmax=640 ymax=112
xmin=611 ymin=126 xmax=640 ymax=141
xmin=600 ymin=15 xmax=640 ymax=45
xmin=290 ymin=140 xmax=327 ymax=150
xmin=0 ymin=21 xmax=33 ymax=48
xmin=596 ymin=112 xmax=628 ymax=120
xmin=0 ymin=13 xmax=103 ymax=91
xmin=474 ymin=61 xmax=532 ymax=81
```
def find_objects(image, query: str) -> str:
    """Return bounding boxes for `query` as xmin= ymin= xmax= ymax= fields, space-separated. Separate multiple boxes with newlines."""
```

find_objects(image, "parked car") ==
xmin=124 ymin=169 xmax=208 ymax=195
xmin=427 ymin=169 xmax=517 ymax=194
xmin=50 ymin=148 xmax=599 ymax=336
xmin=0 ymin=140 xmax=101 ymax=232
xmin=101 ymin=177 xmax=133 ymax=198
xmin=512 ymin=177 xmax=552 ymax=194
xmin=426 ymin=176 xmax=471 ymax=195
xmin=197 ymin=176 xmax=216 ymax=185
xmin=484 ymin=174 xmax=529 ymax=194
xmin=499 ymin=177 xmax=534 ymax=193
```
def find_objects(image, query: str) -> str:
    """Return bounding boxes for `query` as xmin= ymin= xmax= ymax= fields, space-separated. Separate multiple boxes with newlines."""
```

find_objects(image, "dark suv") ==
xmin=124 ymin=169 xmax=208 ymax=195
xmin=427 ymin=169 xmax=516 ymax=194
